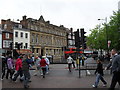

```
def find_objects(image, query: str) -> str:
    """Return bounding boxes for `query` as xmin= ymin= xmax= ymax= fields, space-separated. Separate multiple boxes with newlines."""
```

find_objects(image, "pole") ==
xmin=105 ymin=17 xmax=109 ymax=55
xmin=79 ymin=57 xmax=81 ymax=78
xmin=77 ymin=47 xmax=81 ymax=78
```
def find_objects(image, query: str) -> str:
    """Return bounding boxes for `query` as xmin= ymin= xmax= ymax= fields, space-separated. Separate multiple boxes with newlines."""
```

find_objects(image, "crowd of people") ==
xmin=1 ymin=48 xmax=120 ymax=90
xmin=67 ymin=49 xmax=120 ymax=90
xmin=1 ymin=54 xmax=50 ymax=88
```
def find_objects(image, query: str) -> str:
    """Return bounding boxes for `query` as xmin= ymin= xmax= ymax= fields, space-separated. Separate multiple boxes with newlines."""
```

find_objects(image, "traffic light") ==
xmin=80 ymin=28 xmax=87 ymax=49
xmin=74 ymin=29 xmax=81 ymax=48
xmin=83 ymin=43 xmax=87 ymax=49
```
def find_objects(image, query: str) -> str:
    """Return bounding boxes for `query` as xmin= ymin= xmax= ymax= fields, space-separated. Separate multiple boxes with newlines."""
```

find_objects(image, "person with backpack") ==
xmin=40 ymin=56 xmax=48 ymax=78
xmin=92 ymin=60 xmax=107 ymax=88
xmin=22 ymin=54 xmax=33 ymax=88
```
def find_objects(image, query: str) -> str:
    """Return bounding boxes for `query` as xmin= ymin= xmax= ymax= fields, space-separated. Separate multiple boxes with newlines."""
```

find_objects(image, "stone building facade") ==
xmin=20 ymin=15 xmax=68 ymax=61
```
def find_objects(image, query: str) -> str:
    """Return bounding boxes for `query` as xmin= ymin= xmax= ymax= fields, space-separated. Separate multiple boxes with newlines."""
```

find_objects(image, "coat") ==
xmin=7 ymin=58 xmax=14 ymax=69
xmin=15 ymin=58 xmax=22 ymax=71
xmin=40 ymin=59 xmax=48 ymax=68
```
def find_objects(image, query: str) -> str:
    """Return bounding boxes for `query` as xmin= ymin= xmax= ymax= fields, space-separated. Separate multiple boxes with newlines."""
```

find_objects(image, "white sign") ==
xmin=108 ymin=40 xmax=111 ymax=48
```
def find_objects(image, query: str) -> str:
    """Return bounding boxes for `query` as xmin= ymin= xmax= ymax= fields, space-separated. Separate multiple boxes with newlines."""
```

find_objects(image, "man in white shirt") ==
xmin=67 ymin=56 xmax=74 ymax=72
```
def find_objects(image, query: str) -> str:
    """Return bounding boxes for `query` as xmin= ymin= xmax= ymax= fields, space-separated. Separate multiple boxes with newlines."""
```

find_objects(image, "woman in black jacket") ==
xmin=92 ymin=60 xmax=107 ymax=88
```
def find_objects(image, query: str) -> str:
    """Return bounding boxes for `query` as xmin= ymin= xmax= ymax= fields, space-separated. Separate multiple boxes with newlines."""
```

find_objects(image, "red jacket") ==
xmin=15 ymin=58 xmax=22 ymax=71
xmin=40 ymin=59 xmax=48 ymax=67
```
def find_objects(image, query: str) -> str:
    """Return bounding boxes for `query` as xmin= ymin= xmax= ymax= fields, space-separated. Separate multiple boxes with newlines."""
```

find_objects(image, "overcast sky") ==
xmin=0 ymin=0 xmax=119 ymax=35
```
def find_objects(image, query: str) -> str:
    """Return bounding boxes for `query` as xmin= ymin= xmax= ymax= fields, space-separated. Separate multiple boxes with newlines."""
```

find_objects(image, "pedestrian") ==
xmin=40 ymin=56 xmax=48 ymax=78
xmin=6 ymin=56 xmax=15 ymax=80
xmin=92 ymin=60 xmax=107 ymax=88
xmin=72 ymin=57 xmax=75 ymax=68
xmin=33 ymin=56 xmax=41 ymax=76
xmin=1 ymin=54 xmax=6 ymax=80
xmin=45 ymin=55 xmax=50 ymax=74
xmin=67 ymin=55 xmax=74 ymax=72
xmin=13 ymin=55 xmax=23 ymax=82
xmin=105 ymin=49 xmax=120 ymax=90
xmin=76 ymin=57 xmax=79 ymax=70
xmin=22 ymin=54 xmax=33 ymax=88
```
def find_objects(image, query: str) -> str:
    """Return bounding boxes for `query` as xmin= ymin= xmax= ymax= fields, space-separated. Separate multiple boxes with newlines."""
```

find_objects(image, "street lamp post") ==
xmin=98 ymin=17 xmax=109 ymax=55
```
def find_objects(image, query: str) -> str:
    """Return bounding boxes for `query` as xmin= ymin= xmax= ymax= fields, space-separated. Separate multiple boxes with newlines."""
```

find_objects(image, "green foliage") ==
xmin=87 ymin=11 xmax=120 ymax=51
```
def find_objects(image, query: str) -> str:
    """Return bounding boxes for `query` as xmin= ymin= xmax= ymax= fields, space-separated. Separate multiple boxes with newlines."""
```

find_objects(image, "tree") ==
xmin=87 ymin=11 xmax=120 ymax=51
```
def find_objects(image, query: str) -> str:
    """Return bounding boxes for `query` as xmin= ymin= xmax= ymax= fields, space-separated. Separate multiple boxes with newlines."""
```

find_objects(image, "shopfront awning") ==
xmin=16 ymin=49 xmax=32 ymax=54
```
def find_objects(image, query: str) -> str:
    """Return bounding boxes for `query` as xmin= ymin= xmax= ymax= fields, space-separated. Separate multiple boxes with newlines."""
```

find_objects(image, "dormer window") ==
xmin=19 ymin=24 xmax=22 ymax=29
xmin=6 ymin=33 xmax=9 ymax=39
xmin=4 ymin=24 xmax=7 ymax=29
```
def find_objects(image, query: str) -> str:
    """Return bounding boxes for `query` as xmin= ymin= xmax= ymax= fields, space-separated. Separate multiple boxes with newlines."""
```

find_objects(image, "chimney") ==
xmin=70 ymin=28 xmax=73 ymax=32
xmin=7 ymin=19 xmax=11 ymax=22
xmin=23 ymin=15 xmax=27 ymax=21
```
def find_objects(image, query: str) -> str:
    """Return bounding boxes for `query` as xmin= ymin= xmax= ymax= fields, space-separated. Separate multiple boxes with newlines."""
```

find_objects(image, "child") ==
xmin=92 ymin=60 xmax=107 ymax=88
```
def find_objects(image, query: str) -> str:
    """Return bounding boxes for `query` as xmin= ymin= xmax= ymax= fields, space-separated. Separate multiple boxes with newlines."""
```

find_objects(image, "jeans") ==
xmin=23 ymin=70 xmax=31 ymax=86
xmin=46 ymin=65 xmax=49 ymax=73
xmin=95 ymin=74 xmax=107 ymax=87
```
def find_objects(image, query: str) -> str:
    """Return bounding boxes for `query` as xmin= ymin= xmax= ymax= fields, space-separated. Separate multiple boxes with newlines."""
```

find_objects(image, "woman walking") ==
xmin=6 ymin=56 xmax=15 ymax=80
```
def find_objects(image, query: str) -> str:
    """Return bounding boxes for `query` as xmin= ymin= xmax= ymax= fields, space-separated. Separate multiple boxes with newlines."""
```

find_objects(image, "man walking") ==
xmin=67 ymin=55 xmax=74 ymax=72
xmin=106 ymin=49 xmax=120 ymax=90
xmin=22 ymin=54 xmax=33 ymax=88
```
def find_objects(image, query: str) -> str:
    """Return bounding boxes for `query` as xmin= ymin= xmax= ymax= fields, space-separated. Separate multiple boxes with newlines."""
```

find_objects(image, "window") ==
xmin=15 ymin=32 xmax=18 ymax=37
xmin=32 ymin=34 xmax=34 ymax=43
xmin=25 ymin=43 xmax=28 ymax=49
xmin=20 ymin=43 xmax=23 ymax=49
xmin=18 ymin=25 xmax=22 ymax=29
xmin=36 ymin=35 xmax=38 ymax=43
xmin=6 ymin=33 xmax=9 ymax=39
xmin=36 ymin=48 xmax=39 ymax=53
xmin=32 ymin=48 xmax=34 ymax=53
xmin=4 ymin=24 xmax=7 ymax=29
xmin=25 ymin=33 xmax=28 ymax=38
xmin=21 ymin=32 xmax=23 ymax=38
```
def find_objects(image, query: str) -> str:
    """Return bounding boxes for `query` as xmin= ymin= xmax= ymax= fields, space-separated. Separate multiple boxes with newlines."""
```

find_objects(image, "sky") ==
xmin=0 ymin=0 xmax=120 ymax=35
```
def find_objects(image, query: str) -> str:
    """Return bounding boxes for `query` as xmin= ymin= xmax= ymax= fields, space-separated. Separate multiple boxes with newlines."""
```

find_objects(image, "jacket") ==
xmin=40 ymin=59 xmax=48 ymax=68
xmin=67 ymin=56 xmax=73 ymax=64
xmin=7 ymin=58 xmax=14 ymax=69
xmin=22 ymin=58 xmax=32 ymax=71
xmin=95 ymin=62 xmax=104 ymax=76
xmin=15 ymin=58 xmax=22 ymax=71
xmin=112 ymin=55 xmax=120 ymax=73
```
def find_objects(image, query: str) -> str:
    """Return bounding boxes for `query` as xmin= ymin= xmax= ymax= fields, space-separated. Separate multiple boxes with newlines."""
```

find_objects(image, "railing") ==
xmin=80 ymin=63 xmax=111 ymax=76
